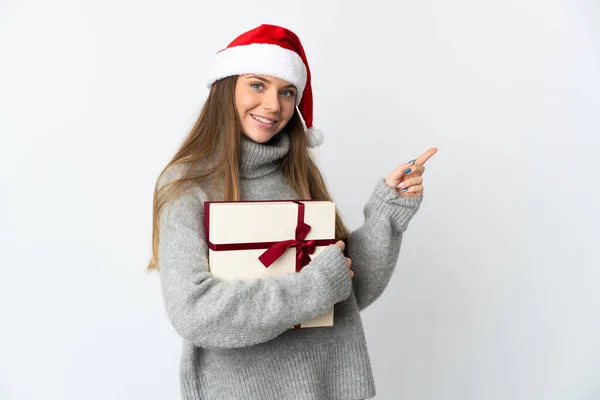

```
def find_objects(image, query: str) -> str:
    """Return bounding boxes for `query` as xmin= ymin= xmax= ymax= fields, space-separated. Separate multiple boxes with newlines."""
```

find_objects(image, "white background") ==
xmin=1 ymin=0 xmax=599 ymax=399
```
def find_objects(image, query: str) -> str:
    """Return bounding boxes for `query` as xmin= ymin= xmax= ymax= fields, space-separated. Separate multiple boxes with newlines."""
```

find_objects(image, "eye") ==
xmin=281 ymin=90 xmax=296 ymax=98
xmin=250 ymin=82 xmax=264 ymax=90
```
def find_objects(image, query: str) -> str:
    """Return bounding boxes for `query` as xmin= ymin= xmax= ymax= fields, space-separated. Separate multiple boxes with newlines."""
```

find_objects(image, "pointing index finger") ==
xmin=415 ymin=148 xmax=438 ymax=165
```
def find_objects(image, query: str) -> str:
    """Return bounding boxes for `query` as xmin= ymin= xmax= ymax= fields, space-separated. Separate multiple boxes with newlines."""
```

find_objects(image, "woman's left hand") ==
xmin=384 ymin=147 xmax=438 ymax=198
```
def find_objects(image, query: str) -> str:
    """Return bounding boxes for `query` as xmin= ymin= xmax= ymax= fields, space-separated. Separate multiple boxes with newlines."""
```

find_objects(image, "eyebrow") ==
xmin=246 ymin=75 xmax=296 ymax=89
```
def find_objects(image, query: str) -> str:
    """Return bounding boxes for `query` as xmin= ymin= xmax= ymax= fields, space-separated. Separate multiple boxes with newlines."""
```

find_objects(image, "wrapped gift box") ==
xmin=203 ymin=200 xmax=337 ymax=328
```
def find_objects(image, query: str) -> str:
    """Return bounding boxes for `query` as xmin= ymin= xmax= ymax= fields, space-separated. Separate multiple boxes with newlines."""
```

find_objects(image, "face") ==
xmin=234 ymin=74 xmax=298 ymax=143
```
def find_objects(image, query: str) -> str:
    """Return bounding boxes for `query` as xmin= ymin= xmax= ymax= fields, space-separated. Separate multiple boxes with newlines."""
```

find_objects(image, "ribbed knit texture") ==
xmin=157 ymin=131 xmax=423 ymax=399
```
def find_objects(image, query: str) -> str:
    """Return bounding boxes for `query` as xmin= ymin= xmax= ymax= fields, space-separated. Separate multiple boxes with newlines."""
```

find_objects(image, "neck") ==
xmin=238 ymin=132 xmax=291 ymax=179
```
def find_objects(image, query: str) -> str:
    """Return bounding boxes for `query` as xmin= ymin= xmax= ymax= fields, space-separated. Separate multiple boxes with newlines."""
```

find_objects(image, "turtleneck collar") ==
xmin=239 ymin=131 xmax=291 ymax=179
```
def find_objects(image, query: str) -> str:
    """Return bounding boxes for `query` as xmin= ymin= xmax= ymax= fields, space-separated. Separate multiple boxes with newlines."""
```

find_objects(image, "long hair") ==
xmin=147 ymin=75 xmax=349 ymax=272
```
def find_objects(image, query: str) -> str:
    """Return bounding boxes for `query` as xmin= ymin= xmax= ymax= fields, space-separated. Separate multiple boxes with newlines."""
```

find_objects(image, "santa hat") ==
xmin=206 ymin=24 xmax=324 ymax=148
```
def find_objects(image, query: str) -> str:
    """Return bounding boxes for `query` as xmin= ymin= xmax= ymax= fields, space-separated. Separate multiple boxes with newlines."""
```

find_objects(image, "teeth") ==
xmin=251 ymin=114 xmax=275 ymax=124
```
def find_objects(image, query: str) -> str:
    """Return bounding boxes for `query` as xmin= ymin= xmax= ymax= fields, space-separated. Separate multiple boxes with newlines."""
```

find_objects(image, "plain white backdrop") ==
xmin=1 ymin=0 xmax=599 ymax=399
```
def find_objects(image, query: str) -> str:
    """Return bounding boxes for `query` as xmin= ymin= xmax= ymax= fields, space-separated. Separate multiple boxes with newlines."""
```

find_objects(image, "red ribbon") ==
xmin=258 ymin=219 xmax=316 ymax=272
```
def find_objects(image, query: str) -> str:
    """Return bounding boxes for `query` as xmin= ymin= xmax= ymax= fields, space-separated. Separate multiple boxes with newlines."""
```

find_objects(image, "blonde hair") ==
xmin=147 ymin=75 xmax=349 ymax=272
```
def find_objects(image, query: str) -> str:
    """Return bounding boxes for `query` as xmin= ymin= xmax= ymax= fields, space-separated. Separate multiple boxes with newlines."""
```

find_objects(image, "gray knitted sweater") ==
xmin=157 ymin=131 xmax=422 ymax=400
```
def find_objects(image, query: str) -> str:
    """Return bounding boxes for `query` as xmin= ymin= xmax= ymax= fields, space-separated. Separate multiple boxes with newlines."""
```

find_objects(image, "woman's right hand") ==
xmin=334 ymin=240 xmax=354 ymax=279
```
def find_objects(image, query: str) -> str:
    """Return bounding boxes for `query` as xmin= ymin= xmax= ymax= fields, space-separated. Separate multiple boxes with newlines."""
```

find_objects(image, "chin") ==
xmin=242 ymin=130 xmax=280 ymax=144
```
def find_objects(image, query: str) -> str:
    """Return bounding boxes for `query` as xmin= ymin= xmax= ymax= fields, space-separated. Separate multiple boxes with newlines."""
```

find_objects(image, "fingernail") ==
xmin=408 ymin=159 xmax=416 ymax=164
xmin=397 ymin=182 xmax=406 ymax=189
xmin=402 ymin=188 xmax=408 ymax=192
xmin=404 ymin=168 xmax=412 ymax=174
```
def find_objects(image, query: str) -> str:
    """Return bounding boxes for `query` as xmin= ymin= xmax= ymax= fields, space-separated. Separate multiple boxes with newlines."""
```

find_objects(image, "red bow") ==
xmin=258 ymin=221 xmax=316 ymax=272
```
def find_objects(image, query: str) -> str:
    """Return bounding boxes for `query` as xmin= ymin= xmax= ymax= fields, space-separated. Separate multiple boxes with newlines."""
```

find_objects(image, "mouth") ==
xmin=250 ymin=114 xmax=277 ymax=125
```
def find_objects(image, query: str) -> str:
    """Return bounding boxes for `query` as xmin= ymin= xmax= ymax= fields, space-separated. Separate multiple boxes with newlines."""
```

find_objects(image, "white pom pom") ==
xmin=306 ymin=127 xmax=324 ymax=148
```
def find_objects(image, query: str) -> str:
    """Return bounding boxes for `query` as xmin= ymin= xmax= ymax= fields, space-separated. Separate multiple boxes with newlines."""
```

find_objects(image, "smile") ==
xmin=251 ymin=114 xmax=277 ymax=124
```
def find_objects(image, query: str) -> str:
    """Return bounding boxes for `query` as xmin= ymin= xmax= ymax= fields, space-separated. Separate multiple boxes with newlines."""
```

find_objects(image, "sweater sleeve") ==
xmin=157 ymin=188 xmax=352 ymax=349
xmin=347 ymin=178 xmax=423 ymax=312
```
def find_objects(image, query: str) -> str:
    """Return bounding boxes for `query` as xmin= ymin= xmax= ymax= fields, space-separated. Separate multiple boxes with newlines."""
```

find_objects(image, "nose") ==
xmin=262 ymin=89 xmax=281 ymax=113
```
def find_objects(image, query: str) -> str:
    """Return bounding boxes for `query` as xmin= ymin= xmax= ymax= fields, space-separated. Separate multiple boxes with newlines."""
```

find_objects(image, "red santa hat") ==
xmin=206 ymin=24 xmax=324 ymax=148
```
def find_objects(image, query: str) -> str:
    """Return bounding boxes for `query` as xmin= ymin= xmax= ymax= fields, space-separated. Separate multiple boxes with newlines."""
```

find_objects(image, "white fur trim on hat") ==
xmin=207 ymin=43 xmax=307 ymax=106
